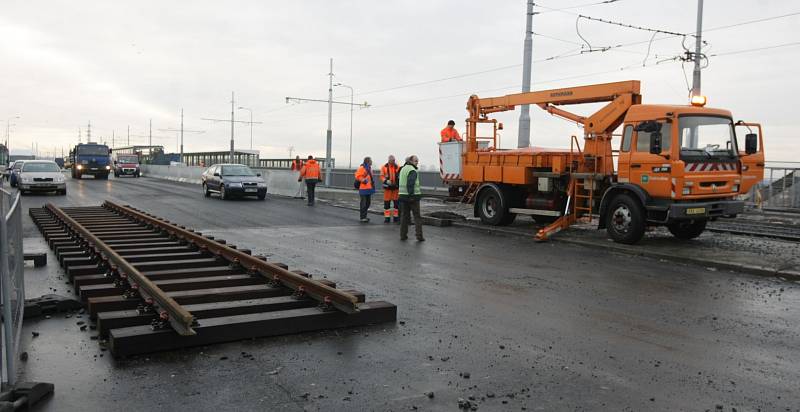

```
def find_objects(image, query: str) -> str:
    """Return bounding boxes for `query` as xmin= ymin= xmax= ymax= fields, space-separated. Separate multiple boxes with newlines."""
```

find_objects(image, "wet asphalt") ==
xmin=12 ymin=174 xmax=800 ymax=411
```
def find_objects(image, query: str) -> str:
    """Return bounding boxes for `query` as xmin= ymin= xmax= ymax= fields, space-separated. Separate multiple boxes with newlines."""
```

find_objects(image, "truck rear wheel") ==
xmin=605 ymin=193 xmax=645 ymax=244
xmin=477 ymin=186 xmax=516 ymax=226
xmin=667 ymin=219 xmax=706 ymax=240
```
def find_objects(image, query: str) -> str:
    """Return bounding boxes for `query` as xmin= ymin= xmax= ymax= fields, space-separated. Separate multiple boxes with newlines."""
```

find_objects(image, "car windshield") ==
xmin=678 ymin=116 xmax=737 ymax=161
xmin=77 ymin=146 xmax=110 ymax=156
xmin=22 ymin=162 xmax=60 ymax=172
xmin=221 ymin=165 xmax=255 ymax=176
xmin=117 ymin=155 xmax=138 ymax=163
xmin=12 ymin=162 xmax=23 ymax=170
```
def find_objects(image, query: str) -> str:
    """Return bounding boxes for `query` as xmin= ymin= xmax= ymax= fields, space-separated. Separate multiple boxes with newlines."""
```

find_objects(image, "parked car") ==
xmin=8 ymin=160 xmax=25 ymax=187
xmin=17 ymin=160 xmax=66 ymax=195
xmin=201 ymin=164 xmax=267 ymax=200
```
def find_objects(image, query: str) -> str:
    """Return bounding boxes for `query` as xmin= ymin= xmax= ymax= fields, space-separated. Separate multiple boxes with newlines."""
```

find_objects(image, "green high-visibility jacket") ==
xmin=398 ymin=164 xmax=422 ymax=197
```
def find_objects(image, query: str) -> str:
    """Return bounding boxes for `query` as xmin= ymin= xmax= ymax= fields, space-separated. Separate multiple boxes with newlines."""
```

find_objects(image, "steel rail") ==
xmin=103 ymin=201 xmax=360 ymax=313
xmin=45 ymin=203 xmax=196 ymax=335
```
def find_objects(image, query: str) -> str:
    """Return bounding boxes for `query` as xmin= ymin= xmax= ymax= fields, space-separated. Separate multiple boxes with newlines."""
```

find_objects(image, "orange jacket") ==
xmin=440 ymin=127 xmax=462 ymax=143
xmin=355 ymin=164 xmax=374 ymax=192
xmin=380 ymin=162 xmax=399 ymax=189
xmin=291 ymin=159 xmax=304 ymax=171
xmin=300 ymin=159 xmax=321 ymax=179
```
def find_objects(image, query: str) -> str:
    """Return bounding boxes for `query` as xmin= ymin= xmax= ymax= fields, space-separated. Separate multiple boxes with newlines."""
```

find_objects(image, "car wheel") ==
xmin=203 ymin=183 xmax=211 ymax=197
xmin=667 ymin=219 xmax=706 ymax=240
xmin=60 ymin=189 xmax=67 ymax=196
xmin=257 ymin=192 xmax=266 ymax=200
xmin=220 ymin=184 xmax=227 ymax=200
xmin=605 ymin=193 xmax=645 ymax=244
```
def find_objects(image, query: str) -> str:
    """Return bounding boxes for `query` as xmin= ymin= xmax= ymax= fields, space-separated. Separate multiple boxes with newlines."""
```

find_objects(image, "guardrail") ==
xmin=0 ymin=185 xmax=24 ymax=386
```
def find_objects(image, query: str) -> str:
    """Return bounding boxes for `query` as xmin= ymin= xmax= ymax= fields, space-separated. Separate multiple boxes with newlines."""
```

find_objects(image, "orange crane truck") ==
xmin=439 ymin=80 xmax=765 ymax=244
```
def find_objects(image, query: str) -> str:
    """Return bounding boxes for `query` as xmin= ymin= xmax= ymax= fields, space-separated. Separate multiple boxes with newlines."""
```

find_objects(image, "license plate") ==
xmin=245 ymin=188 xmax=257 ymax=192
xmin=686 ymin=207 xmax=706 ymax=215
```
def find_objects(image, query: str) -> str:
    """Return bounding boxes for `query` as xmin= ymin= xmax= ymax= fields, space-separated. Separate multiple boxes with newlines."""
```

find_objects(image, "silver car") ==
xmin=18 ymin=160 xmax=67 ymax=195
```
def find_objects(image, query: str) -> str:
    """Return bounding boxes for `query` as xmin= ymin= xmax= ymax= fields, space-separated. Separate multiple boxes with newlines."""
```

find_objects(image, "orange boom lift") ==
xmin=443 ymin=80 xmax=765 ymax=243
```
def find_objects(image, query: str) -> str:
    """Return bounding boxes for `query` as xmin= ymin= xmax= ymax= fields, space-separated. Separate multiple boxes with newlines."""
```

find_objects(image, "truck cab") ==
xmin=71 ymin=142 xmax=112 ymax=180
xmin=603 ymin=102 xmax=765 ymax=242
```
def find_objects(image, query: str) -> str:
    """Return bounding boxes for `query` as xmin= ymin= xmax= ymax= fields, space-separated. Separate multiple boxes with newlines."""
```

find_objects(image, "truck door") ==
xmin=628 ymin=122 xmax=673 ymax=198
xmin=735 ymin=122 xmax=764 ymax=194
xmin=617 ymin=124 xmax=633 ymax=183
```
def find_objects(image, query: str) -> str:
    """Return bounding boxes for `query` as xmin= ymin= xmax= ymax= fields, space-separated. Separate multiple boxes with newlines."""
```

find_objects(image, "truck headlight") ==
xmin=76 ymin=165 xmax=83 ymax=170
xmin=105 ymin=165 xmax=111 ymax=170
xmin=682 ymin=187 xmax=690 ymax=195
xmin=732 ymin=184 xmax=739 ymax=192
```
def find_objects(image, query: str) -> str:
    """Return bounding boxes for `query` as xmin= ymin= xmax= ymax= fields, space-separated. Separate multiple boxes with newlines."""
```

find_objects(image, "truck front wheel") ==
xmin=605 ymin=193 xmax=645 ymax=244
xmin=667 ymin=219 xmax=706 ymax=240
xmin=477 ymin=186 xmax=516 ymax=226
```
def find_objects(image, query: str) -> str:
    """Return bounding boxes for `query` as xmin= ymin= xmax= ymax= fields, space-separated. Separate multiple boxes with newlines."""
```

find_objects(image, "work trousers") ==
xmin=400 ymin=198 xmax=423 ymax=239
xmin=295 ymin=178 xmax=305 ymax=198
xmin=305 ymin=179 xmax=318 ymax=205
xmin=384 ymin=200 xmax=399 ymax=219
xmin=359 ymin=194 xmax=372 ymax=219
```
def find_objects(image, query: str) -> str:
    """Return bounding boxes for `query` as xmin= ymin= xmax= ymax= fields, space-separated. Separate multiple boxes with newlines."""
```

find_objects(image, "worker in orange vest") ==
xmin=440 ymin=120 xmax=462 ymax=143
xmin=380 ymin=155 xmax=400 ymax=223
xmin=355 ymin=156 xmax=375 ymax=222
xmin=291 ymin=155 xmax=305 ymax=199
xmin=298 ymin=155 xmax=321 ymax=206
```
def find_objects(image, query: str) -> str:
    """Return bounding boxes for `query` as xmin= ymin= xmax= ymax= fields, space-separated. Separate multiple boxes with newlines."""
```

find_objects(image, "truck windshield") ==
xmin=117 ymin=155 xmax=138 ymax=163
xmin=221 ymin=165 xmax=255 ymax=176
xmin=77 ymin=146 xmax=110 ymax=156
xmin=678 ymin=116 xmax=737 ymax=161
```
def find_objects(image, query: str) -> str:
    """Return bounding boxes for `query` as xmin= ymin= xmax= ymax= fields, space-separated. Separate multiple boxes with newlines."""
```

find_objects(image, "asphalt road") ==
xmin=13 ymin=174 xmax=800 ymax=411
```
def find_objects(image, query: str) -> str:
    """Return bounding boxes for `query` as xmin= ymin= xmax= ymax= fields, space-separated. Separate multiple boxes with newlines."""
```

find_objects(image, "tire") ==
xmin=203 ymin=183 xmax=211 ymax=197
xmin=257 ymin=193 xmax=266 ymax=201
xmin=101 ymin=173 xmax=109 ymax=180
xmin=477 ymin=186 xmax=515 ymax=226
xmin=59 ymin=189 xmax=67 ymax=196
xmin=219 ymin=184 xmax=227 ymax=200
xmin=667 ymin=219 xmax=706 ymax=240
xmin=605 ymin=193 xmax=645 ymax=244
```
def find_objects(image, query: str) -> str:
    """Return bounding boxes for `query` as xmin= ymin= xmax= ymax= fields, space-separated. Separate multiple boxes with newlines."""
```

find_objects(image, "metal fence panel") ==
xmin=0 ymin=187 xmax=24 ymax=385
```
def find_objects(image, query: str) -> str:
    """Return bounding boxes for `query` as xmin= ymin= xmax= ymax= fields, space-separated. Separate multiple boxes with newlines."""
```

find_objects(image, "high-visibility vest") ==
xmin=291 ymin=160 xmax=304 ymax=171
xmin=355 ymin=164 xmax=374 ymax=190
xmin=398 ymin=164 xmax=422 ymax=196
xmin=301 ymin=160 xmax=320 ymax=179
xmin=381 ymin=163 xmax=399 ymax=187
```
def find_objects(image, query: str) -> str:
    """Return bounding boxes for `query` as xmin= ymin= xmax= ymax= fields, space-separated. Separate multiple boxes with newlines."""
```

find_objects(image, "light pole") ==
xmin=333 ymin=83 xmax=354 ymax=169
xmin=5 ymin=115 xmax=20 ymax=148
xmin=237 ymin=106 xmax=254 ymax=150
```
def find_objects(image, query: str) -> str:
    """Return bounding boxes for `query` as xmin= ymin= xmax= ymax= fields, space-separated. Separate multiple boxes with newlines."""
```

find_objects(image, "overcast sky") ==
xmin=1 ymin=0 xmax=797 ymax=167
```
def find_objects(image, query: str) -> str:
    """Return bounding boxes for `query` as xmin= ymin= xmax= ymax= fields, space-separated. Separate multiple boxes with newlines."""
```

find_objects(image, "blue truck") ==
xmin=69 ymin=142 xmax=112 ymax=179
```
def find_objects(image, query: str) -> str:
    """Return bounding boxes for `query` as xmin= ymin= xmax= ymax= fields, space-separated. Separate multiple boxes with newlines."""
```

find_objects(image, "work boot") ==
xmin=400 ymin=236 xmax=408 ymax=241
xmin=393 ymin=217 xmax=400 ymax=223
xmin=416 ymin=236 xmax=425 ymax=242
xmin=384 ymin=217 xmax=391 ymax=223
xmin=360 ymin=218 xmax=370 ymax=223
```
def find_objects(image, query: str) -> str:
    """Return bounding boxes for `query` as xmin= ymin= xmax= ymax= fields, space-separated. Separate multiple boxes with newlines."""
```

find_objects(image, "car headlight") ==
xmin=76 ymin=165 xmax=83 ymax=170
xmin=22 ymin=177 xmax=33 ymax=183
xmin=55 ymin=176 xmax=65 ymax=183
xmin=257 ymin=182 xmax=267 ymax=188
xmin=228 ymin=182 xmax=242 ymax=188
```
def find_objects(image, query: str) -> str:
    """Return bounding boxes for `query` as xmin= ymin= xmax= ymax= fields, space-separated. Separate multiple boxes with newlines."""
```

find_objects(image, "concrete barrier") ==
xmin=140 ymin=164 xmax=302 ymax=197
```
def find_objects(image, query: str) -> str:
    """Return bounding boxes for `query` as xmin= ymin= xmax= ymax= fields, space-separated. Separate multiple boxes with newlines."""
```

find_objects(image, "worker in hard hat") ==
xmin=440 ymin=120 xmax=462 ymax=143
xmin=380 ymin=155 xmax=400 ymax=223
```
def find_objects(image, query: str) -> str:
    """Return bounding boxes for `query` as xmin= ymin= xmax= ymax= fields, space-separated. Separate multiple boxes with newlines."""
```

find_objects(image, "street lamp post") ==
xmin=237 ymin=107 xmax=254 ymax=150
xmin=334 ymin=83 xmax=354 ymax=169
xmin=5 ymin=116 xmax=20 ymax=148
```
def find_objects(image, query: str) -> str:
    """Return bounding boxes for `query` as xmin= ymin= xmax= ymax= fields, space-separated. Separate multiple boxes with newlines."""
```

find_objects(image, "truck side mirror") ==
xmin=745 ymin=133 xmax=758 ymax=154
xmin=650 ymin=132 xmax=662 ymax=154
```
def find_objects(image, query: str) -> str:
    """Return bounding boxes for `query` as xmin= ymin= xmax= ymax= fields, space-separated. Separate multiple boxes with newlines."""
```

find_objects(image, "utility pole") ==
xmin=87 ymin=121 xmax=92 ymax=142
xmin=78 ymin=128 xmax=82 ymax=144
xmin=237 ymin=106 xmax=255 ymax=150
xmin=149 ymin=119 xmax=152 ymax=150
xmin=112 ymin=130 xmax=115 ymax=148
xmin=203 ymin=93 xmax=261 ymax=163
xmin=334 ymin=82 xmax=355 ymax=168
xmin=688 ymin=0 xmax=704 ymax=148
xmin=127 ymin=125 xmax=130 ymax=146
xmin=517 ymin=0 xmax=534 ymax=148
xmin=286 ymin=59 xmax=369 ymax=185
xmin=159 ymin=109 xmax=204 ymax=163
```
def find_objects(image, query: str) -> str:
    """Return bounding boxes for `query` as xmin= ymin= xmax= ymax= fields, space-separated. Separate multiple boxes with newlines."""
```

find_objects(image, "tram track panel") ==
xmin=28 ymin=202 xmax=396 ymax=358
xmin=708 ymin=220 xmax=800 ymax=242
